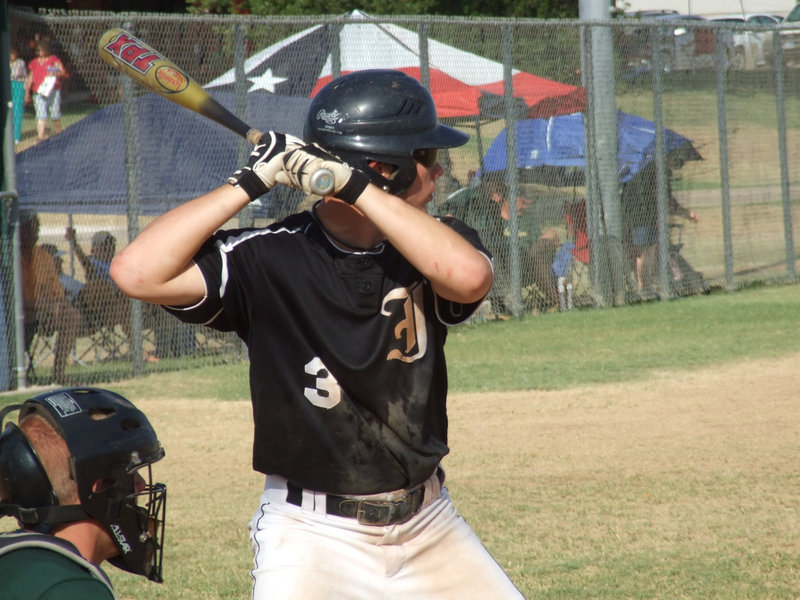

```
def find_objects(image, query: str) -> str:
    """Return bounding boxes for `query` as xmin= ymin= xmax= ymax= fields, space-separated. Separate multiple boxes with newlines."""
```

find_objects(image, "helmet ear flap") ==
xmin=378 ymin=159 xmax=418 ymax=195
xmin=0 ymin=422 xmax=58 ymax=508
xmin=335 ymin=150 xmax=418 ymax=195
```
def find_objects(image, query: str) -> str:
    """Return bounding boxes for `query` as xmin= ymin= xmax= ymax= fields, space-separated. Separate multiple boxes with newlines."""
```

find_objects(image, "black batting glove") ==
xmin=227 ymin=132 xmax=304 ymax=201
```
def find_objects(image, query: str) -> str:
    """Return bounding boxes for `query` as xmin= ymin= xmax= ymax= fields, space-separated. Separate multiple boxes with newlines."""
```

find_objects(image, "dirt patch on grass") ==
xmin=444 ymin=352 xmax=800 ymax=597
xmin=448 ymin=352 xmax=800 ymax=477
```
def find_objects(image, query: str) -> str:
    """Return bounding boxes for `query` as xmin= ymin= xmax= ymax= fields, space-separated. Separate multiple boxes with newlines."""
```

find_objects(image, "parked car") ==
xmin=618 ymin=11 xmax=734 ymax=74
xmin=711 ymin=14 xmax=781 ymax=69
xmin=762 ymin=3 xmax=800 ymax=66
xmin=753 ymin=14 xmax=784 ymax=24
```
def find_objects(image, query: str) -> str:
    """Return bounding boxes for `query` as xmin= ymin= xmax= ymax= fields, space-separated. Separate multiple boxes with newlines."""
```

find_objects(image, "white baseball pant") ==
xmin=249 ymin=472 xmax=524 ymax=599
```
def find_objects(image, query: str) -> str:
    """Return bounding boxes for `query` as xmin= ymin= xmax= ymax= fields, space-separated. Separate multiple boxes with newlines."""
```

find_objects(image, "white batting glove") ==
xmin=227 ymin=132 xmax=304 ymax=201
xmin=278 ymin=145 xmax=370 ymax=204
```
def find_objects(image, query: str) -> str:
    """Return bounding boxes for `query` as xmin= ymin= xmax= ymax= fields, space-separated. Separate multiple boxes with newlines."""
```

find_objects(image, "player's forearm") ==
xmin=111 ymin=184 xmax=250 ymax=304
xmin=356 ymin=188 xmax=493 ymax=303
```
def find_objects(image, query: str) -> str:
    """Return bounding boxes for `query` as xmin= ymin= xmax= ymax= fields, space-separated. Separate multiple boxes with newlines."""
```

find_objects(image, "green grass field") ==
xmin=445 ymin=282 xmax=800 ymax=391
xmin=2 ymin=283 xmax=799 ymax=598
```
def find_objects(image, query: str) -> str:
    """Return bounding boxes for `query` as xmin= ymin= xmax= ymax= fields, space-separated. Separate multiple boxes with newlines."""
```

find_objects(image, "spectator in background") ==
xmin=9 ymin=46 xmax=27 ymax=145
xmin=25 ymin=32 xmax=45 ymax=62
xmin=436 ymin=176 xmax=504 ymax=314
xmin=621 ymin=163 xmax=698 ymax=294
xmin=66 ymin=228 xmax=115 ymax=282
xmin=524 ymin=228 xmax=561 ymax=312
xmin=19 ymin=212 xmax=81 ymax=384
xmin=65 ymin=228 xmax=163 ymax=362
xmin=24 ymin=39 xmax=67 ymax=142
xmin=65 ymin=227 xmax=129 ymax=338
xmin=470 ymin=173 xmax=561 ymax=315
xmin=40 ymin=243 xmax=84 ymax=306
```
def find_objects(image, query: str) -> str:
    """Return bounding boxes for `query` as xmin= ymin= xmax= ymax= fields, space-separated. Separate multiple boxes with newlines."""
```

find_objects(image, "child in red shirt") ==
xmin=25 ymin=40 xmax=67 ymax=141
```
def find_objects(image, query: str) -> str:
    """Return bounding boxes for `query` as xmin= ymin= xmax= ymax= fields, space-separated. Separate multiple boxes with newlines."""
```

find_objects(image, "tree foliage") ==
xmin=187 ymin=0 xmax=578 ymax=17
xmin=436 ymin=0 xmax=577 ymax=18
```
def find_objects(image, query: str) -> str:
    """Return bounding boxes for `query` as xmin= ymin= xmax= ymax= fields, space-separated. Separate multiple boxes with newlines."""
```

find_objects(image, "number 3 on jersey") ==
xmin=304 ymin=356 xmax=342 ymax=409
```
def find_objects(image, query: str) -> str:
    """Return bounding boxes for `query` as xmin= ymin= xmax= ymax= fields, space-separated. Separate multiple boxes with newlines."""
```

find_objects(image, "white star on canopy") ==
xmin=248 ymin=68 xmax=288 ymax=93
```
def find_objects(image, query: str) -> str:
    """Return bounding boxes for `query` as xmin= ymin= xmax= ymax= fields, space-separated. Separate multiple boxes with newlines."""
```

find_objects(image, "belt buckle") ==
xmin=342 ymin=487 xmax=424 ymax=526
xmin=355 ymin=500 xmax=397 ymax=526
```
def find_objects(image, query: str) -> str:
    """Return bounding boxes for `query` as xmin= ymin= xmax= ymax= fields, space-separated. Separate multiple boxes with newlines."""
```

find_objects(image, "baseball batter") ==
xmin=111 ymin=69 xmax=523 ymax=599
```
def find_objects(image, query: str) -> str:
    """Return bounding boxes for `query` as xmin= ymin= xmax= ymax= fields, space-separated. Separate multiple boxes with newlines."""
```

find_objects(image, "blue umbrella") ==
xmin=480 ymin=110 xmax=701 ymax=184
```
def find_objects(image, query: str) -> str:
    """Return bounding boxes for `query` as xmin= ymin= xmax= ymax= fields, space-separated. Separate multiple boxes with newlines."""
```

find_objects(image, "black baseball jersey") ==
xmin=166 ymin=209 xmax=489 ymax=495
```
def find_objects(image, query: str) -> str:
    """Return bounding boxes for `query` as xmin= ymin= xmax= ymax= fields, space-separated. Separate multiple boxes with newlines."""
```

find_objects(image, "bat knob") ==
xmin=309 ymin=169 xmax=335 ymax=196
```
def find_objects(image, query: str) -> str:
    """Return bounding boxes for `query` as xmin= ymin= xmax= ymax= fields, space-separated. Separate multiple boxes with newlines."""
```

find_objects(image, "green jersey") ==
xmin=0 ymin=531 xmax=116 ymax=599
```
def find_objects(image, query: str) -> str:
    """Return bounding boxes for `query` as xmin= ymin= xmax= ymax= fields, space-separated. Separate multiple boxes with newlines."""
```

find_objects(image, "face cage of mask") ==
xmin=107 ymin=464 xmax=167 ymax=583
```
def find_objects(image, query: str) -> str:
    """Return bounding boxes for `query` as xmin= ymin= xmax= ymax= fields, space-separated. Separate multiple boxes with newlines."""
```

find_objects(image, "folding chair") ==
xmin=23 ymin=319 xmax=51 ymax=384
xmin=24 ymin=317 xmax=86 ymax=384
xmin=74 ymin=278 xmax=132 ymax=364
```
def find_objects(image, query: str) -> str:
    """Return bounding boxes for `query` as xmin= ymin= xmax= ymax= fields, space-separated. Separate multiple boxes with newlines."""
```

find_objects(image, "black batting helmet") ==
xmin=0 ymin=388 xmax=167 ymax=582
xmin=304 ymin=69 xmax=469 ymax=195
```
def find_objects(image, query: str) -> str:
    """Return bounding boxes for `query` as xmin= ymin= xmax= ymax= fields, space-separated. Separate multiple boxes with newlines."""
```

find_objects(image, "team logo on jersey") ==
xmin=381 ymin=284 xmax=427 ymax=363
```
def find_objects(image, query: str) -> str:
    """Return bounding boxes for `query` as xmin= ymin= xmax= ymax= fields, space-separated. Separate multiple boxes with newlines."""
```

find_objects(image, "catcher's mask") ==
xmin=304 ymin=69 xmax=469 ymax=195
xmin=0 ymin=387 xmax=167 ymax=582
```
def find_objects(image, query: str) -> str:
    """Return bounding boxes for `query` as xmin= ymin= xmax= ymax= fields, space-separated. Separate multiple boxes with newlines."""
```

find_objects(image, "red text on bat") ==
xmin=104 ymin=32 xmax=161 ymax=74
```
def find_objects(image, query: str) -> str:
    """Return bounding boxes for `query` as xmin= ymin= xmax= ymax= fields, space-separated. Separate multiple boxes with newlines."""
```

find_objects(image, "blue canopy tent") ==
xmin=15 ymin=91 xmax=311 ymax=215
xmin=5 ymin=90 xmax=310 ymax=391
xmin=479 ymin=110 xmax=701 ymax=185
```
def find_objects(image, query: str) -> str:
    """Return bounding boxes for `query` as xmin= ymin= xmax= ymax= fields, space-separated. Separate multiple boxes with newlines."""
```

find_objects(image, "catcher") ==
xmin=0 ymin=387 xmax=167 ymax=598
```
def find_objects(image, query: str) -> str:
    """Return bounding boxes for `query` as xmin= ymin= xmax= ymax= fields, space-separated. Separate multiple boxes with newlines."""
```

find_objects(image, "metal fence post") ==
xmin=714 ymin=31 xmax=734 ymax=291
xmin=772 ymin=30 xmax=796 ymax=282
xmin=580 ymin=25 xmax=607 ymax=305
xmin=651 ymin=34 xmax=670 ymax=300
xmin=418 ymin=22 xmax=430 ymax=89
xmin=331 ymin=22 xmax=342 ymax=79
xmin=502 ymin=24 xmax=523 ymax=318
xmin=2 ymin=192 xmax=25 ymax=390
xmin=122 ymin=74 xmax=144 ymax=376
xmin=234 ymin=22 xmax=253 ymax=229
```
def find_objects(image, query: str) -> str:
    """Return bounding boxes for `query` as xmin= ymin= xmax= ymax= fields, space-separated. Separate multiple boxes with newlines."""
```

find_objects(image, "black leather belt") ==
xmin=286 ymin=469 xmax=444 ymax=526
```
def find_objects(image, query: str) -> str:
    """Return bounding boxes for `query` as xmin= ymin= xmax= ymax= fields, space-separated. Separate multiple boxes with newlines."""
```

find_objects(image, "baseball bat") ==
xmin=96 ymin=28 xmax=334 ymax=195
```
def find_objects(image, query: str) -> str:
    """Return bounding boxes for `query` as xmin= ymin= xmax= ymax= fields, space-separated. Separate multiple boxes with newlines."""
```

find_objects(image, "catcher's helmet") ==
xmin=0 ymin=387 xmax=166 ymax=582
xmin=304 ymin=69 xmax=469 ymax=195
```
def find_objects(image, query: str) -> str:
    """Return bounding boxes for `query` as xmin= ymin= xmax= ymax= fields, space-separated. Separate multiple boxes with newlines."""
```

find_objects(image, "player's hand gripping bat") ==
xmin=96 ymin=28 xmax=334 ymax=196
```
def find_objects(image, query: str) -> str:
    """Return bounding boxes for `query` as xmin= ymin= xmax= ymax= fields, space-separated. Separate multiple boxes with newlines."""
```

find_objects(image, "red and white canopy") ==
xmin=205 ymin=10 xmax=585 ymax=120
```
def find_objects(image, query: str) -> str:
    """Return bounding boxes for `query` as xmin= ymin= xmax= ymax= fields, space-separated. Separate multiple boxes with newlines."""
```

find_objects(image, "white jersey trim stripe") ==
xmin=213 ymin=226 xmax=305 ymax=298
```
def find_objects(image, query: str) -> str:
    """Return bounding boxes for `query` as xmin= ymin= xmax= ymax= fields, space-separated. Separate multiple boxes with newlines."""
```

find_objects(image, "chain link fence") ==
xmin=2 ymin=9 xmax=798 ymax=389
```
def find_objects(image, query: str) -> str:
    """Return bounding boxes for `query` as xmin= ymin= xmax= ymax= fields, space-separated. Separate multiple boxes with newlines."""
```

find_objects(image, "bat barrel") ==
xmin=97 ymin=28 xmax=255 ymax=142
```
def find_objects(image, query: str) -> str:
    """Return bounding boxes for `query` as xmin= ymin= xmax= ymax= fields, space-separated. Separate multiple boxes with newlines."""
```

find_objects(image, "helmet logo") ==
xmin=109 ymin=523 xmax=133 ymax=553
xmin=42 ymin=392 xmax=83 ymax=418
xmin=316 ymin=109 xmax=345 ymax=126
